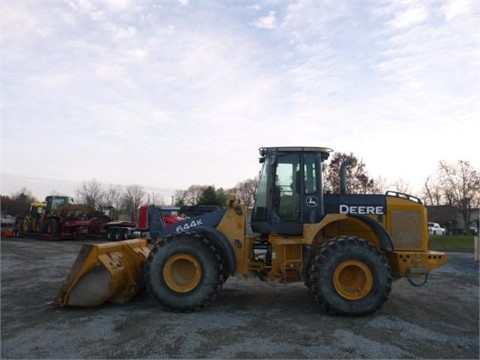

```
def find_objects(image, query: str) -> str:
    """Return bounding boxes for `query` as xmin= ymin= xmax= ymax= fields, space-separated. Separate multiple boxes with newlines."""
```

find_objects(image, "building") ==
xmin=427 ymin=205 xmax=479 ymax=235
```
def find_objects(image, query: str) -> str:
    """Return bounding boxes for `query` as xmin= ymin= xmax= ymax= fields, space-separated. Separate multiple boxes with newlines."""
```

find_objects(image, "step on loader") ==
xmin=53 ymin=146 xmax=447 ymax=316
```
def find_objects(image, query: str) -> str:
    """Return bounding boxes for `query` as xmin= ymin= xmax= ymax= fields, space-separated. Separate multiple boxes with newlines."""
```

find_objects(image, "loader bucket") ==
xmin=51 ymin=239 xmax=150 ymax=307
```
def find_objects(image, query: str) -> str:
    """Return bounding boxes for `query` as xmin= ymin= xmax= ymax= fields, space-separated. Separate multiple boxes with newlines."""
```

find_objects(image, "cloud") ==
xmin=1 ymin=1 xmax=478 ymax=200
xmin=103 ymin=23 xmax=137 ymax=40
xmin=254 ymin=10 xmax=277 ymax=29
xmin=387 ymin=3 xmax=428 ymax=29
xmin=441 ymin=0 xmax=473 ymax=21
xmin=2 ymin=3 xmax=54 ymax=46
xmin=68 ymin=0 xmax=96 ymax=14
xmin=372 ymin=2 xmax=477 ymax=97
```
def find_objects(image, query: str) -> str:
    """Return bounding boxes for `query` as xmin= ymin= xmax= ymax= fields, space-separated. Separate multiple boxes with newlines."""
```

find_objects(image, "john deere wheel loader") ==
xmin=53 ymin=146 xmax=447 ymax=316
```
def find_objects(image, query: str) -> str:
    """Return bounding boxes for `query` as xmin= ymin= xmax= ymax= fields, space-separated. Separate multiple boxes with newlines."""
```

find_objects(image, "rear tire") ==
xmin=47 ymin=219 xmax=60 ymax=234
xmin=309 ymin=236 xmax=392 ymax=316
xmin=145 ymin=232 xmax=224 ymax=312
xmin=106 ymin=228 xmax=115 ymax=241
xmin=115 ymin=228 xmax=125 ymax=241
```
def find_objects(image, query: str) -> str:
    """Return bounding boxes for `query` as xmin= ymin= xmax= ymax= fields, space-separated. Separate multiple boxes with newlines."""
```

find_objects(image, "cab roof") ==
xmin=259 ymin=146 xmax=333 ymax=155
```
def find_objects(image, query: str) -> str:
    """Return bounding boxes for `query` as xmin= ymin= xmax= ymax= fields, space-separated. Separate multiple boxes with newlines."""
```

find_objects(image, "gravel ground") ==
xmin=1 ymin=237 xmax=479 ymax=359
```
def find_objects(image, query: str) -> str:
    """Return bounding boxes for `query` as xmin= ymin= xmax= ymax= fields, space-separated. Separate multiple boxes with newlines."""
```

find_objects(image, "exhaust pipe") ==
xmin=340 ymin=157 xmax=353 ymax=194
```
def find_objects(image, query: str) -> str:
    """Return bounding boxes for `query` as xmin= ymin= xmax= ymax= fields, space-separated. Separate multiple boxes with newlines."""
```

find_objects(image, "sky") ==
xmin=1 ymin=0 xmax=479 ymax=205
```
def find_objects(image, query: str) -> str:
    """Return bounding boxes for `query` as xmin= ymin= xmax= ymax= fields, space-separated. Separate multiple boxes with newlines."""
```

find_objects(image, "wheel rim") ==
xmin=333 ymin=259 xmax=373 ymax=300
xmin=163 ymin=253 xmax=202 ymax=293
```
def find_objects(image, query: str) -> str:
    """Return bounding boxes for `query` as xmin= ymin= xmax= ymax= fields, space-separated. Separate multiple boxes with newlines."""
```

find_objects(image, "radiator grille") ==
xmin=390 ymin=210 xmax=422 ymax=250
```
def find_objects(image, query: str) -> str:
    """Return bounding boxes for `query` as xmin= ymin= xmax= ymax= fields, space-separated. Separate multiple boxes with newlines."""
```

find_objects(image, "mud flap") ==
xmin=51 ymin=239 xmax=150 ymax=307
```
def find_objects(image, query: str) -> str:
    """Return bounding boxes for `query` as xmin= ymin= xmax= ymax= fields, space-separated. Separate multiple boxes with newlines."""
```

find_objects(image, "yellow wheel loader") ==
xmin=53 ymin=146 xmax=447 ymax=316
xmin=21 ymin=202 xmax=47 ymax=233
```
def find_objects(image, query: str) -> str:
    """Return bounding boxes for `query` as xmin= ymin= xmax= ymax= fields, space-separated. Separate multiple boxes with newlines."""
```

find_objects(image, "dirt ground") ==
xmin=1 ymin=237 xmax=479 ymax=359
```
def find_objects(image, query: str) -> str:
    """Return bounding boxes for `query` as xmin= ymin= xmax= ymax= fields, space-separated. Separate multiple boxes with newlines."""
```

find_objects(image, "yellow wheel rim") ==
xmin=333 ymin=260 xmax=373 ymax=300
xmin=163 ymin=254 xmax=202 ymax=293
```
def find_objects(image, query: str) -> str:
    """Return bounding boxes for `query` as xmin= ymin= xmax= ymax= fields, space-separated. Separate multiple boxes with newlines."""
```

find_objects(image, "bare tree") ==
xmin=173 ymin=189 xmax=187 ymax=206
xmin=146 ymin=191 xmax=165 ymax=206
xmin=75 ymin=179 xmax=105 ymax=209
xmin=422 ymin=176 xmax=443 ymax=206
xmin=372 ymin=176 xmax=388 ymax=194
xmin=437 ymin=160 xmax=480 ymax=233
xmin=103 ymin=184 xmax=124 ymax=219
xmin=232 ymin=177 xmax=258 ymax=208
xmin=324 ymin=153 xmax=376 ymax=194
xmin=174 ymin=185 xmax=206 ymax=206
xmin=392 ymin=178 xmax=412 ymax=194
xmin=123 ymin=184 xmax=146 ymax=221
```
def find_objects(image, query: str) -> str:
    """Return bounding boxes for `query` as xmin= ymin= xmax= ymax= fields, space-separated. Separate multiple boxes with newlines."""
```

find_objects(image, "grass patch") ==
xmin=429 ymin=235 xmax=476 ymax=251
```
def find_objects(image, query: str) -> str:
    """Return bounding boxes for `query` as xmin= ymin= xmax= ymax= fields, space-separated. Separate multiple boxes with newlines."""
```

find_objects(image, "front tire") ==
xmin=23 ymin=220 xmax=32 ymax=233
xmin=145 ymin=232 xmax=224 ymax=312
xmin=37 ymin=219 xmax=46 ymax=234
xmin=309 ymin=236 xmax=392 ymax=316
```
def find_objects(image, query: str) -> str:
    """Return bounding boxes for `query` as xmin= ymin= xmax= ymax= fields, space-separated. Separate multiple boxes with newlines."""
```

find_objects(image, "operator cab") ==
xmin=45 ymin=195 xmax=75 ymax=214
xmin=251 ymin=146 xmax=332 ymax=235
xmin=30 ymin=203 xmax=45 ymax=219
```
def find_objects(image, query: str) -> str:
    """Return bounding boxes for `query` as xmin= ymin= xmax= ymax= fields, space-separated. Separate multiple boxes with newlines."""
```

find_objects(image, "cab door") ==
xmin=252 ymin=150 xmax=324 ymax=235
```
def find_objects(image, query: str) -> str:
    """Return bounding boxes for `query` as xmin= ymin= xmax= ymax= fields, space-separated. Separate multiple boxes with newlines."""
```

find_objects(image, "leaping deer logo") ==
xmin=306 ymin=196 xmax=318 ymax=207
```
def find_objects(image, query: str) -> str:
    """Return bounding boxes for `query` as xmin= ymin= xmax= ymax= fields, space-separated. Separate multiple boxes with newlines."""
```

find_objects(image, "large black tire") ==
xmin=309 ymin=236 xmax=392 ymax=316
xmin=106 ymin=228 xmax=115 ymax=241
xmin=23 ymin=220 xmax=33 ymax=233
xmin=47 ymin=219 xmax=60 ymax=234
xmin=115 ymin=228 xmax=125 ymax=241
xmin=145 ymin=232 xmax=224 ymax=312
xmin=37 ymin=219 xmax=46 ymax=234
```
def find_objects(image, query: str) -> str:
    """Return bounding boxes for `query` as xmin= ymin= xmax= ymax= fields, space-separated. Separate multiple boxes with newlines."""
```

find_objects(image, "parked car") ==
xmin=470 ymin=226 xmax=478 ymax=235
xmin=428 ymin=222 xmax=446 ymax=235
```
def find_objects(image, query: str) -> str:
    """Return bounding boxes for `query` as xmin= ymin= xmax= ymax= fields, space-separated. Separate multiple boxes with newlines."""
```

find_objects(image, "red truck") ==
xmin=104 ymin=205 xmax=183 ymax=240
xmin=104 ymin=204 xmax=221 ymax=241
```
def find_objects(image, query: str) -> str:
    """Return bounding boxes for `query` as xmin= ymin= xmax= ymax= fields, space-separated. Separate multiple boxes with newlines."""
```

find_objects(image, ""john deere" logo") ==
xmin=306 ymin=196 xmax=318 ymax=207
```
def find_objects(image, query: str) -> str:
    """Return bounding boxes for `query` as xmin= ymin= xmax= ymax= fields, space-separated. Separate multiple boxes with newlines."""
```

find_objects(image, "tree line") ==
xmin=0 ymin=177 xmax=259 ymax=222
xmin=325 ymin=153 xmax=479 ymax=232
xmin=2 ymin=153 xmax=478 ymax=230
